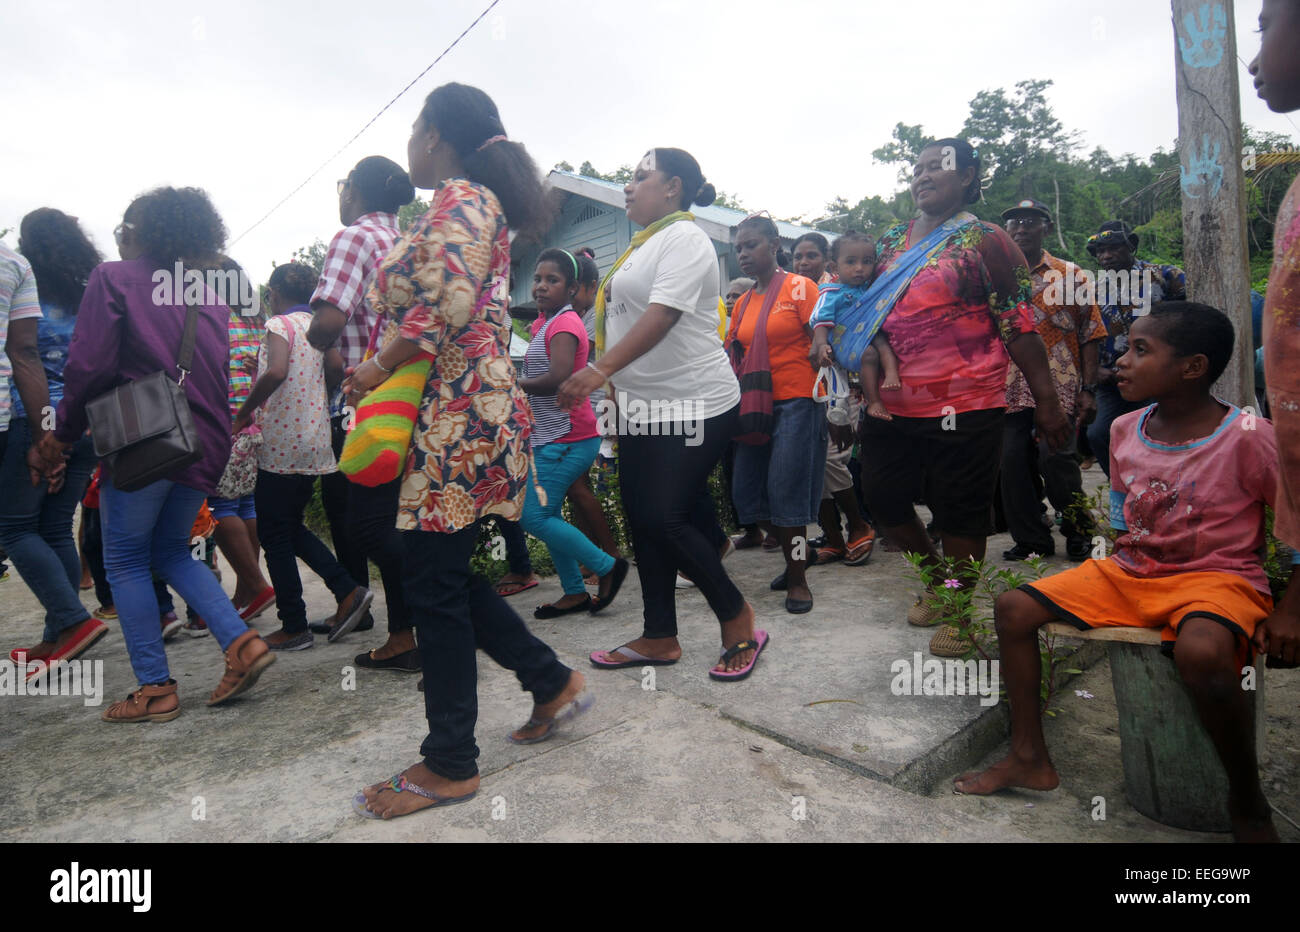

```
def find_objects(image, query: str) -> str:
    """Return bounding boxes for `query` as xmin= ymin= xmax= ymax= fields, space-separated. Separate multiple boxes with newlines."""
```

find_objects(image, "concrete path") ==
xmin=2 ymin=465 xmax=1296 ymax=842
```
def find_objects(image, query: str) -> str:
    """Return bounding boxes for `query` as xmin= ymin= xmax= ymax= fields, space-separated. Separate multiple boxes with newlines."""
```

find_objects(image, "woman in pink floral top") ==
xmin=856 ymin=138 xmax=1069 ymax=657
xmin=346 ymin=83 xmax=593 ymax=821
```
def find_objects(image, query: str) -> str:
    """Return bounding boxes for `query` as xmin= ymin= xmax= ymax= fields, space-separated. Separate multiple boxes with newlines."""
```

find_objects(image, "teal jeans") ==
xmin=521 ymin=437 xmax=613 ymax=595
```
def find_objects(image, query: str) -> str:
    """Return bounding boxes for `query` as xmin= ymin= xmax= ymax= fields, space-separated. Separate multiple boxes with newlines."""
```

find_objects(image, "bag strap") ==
xmin=747 ymin=270 xmax=786 ymax=365
xmin=177 ymin=300 xmax=200 ymax=385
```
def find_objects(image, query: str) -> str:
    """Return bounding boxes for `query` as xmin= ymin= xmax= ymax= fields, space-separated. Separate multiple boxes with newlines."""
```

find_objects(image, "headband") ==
xmin=476 ymin=134 xmax=508 ymax=152
xmin=561 ymin=249 xmax=579 ymax=281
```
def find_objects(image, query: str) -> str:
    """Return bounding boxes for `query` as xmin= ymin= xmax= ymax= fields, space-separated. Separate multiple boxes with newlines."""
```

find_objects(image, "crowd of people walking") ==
xmin=2 ymin=4 xmax=1299 ymax=840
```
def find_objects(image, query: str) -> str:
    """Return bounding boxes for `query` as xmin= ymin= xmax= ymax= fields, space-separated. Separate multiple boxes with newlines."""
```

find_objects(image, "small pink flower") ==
xmin=942 ymin=578 xmax=962 ymax=589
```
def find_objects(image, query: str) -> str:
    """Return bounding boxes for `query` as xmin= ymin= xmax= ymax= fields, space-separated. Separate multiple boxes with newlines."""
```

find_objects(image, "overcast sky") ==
xmin=2 ymin=0 xmax=1295 ymax=280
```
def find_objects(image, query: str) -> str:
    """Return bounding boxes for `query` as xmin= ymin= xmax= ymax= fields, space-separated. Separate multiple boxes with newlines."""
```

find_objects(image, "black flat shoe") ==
xmin=785 ymin=595 xmax=813 ymax=614
xmin=310 ymin=611 xmax=374 ymax=635
xmin=534 ymin=596 xmax=593 ymax=619
xmin=770 ymin=571 xmax=788 ymax=591
xmin=354 ymin=648 xmax=420 ymax=672
xmin=590 ymin=558 xmax=630 ymax=614
xmin=1003 ymin=543 xmax=1054 ymax=561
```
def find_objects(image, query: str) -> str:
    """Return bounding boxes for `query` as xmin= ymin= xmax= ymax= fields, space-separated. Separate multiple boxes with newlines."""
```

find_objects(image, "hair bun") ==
xmin=693 ymin=182 xmax=717 ymax=207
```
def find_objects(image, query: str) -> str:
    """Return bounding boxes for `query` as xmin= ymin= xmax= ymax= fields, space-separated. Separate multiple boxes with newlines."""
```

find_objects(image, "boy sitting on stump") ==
xmin=954 ymin=302 xmax=1298 ymax=843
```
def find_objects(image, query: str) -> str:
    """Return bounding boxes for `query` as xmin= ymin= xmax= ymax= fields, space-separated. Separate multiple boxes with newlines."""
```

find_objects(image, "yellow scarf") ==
xmin=594 ymin=210 xmax=695 ymax=356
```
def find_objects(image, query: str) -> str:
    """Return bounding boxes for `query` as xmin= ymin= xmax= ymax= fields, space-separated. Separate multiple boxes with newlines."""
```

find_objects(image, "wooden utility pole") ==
xmin=1171 ymin=0 xmax=1255 ymax=408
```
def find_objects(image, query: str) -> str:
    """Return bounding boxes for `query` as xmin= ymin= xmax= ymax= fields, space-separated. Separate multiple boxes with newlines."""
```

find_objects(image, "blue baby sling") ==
xmin=829 ymin=211 xmax=977 ymax=371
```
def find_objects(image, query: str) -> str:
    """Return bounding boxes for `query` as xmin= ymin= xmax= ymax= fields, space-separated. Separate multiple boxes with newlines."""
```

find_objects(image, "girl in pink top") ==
xmin=517 ymin=249 xmax=627 ymax=618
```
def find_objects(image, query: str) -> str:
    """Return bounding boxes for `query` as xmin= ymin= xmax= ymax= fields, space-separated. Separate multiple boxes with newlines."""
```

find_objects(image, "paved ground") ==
xmin=2 ymin=464 xmax=1297 ymax=842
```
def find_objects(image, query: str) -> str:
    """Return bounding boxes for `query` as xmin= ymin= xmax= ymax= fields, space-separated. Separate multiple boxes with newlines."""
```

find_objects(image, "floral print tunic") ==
xmin=368 ymin=178 xmax=533 ymax=533
xmin=875 ymin=218 xmax=1037 ymax=418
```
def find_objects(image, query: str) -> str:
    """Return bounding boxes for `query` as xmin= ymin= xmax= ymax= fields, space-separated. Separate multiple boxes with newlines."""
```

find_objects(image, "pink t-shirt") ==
xmin=526 ymin=309 xmax=597 ymax=445
xmin=1108 ymin=403 xmax=1280 ymax=595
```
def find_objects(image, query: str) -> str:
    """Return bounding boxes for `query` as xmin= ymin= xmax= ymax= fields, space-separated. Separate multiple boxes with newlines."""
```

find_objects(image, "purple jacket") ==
xmin=56 ymin=258 xmax=232 ymax=494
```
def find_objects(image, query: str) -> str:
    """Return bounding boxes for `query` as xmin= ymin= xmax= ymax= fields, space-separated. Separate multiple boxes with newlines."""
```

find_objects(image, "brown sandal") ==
xmin=102 ymin=680 xmax=181 ymax=723
xmin=207 ymin=630 xmax=276 ymax=706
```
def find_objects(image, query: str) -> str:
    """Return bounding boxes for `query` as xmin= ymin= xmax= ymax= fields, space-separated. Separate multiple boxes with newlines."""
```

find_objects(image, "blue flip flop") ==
xmin=507 ymin=691 xmax=596 ymax=745
xmin=352 ymin=773 xmax=477 ymax=820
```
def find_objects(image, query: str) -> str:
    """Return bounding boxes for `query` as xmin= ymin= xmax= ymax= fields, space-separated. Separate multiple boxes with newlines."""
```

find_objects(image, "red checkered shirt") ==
xmin=311 ymin=212 xmax=400 ymax=411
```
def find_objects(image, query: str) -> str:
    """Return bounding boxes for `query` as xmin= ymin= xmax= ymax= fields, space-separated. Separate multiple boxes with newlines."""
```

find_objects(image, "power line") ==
xmin=229 ymin=0 xmax=503 ymax=247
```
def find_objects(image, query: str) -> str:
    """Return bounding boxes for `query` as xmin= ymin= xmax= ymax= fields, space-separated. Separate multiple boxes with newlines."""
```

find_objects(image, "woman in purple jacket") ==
xmin=36 ymin=187 xmax=275 ymax=722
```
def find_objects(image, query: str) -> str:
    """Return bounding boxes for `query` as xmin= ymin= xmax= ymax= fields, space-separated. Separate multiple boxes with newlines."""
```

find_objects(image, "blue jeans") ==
xmin=732 ymin=397 xmax=829 ymax=527
xmin=100 ymin=480 xmax=250 ymax=685
xmin=1086 ymin=384 xmax=1146 ymax=479
xmin=521 ymin=438 xmax=613 ymax=595
xmin=0 ymin=421 xmax=96 ymax=641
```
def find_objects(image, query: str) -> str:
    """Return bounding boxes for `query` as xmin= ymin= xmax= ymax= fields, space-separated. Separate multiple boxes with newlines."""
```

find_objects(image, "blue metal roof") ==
xmin=547 ymin=170 xmax=834 ymax=244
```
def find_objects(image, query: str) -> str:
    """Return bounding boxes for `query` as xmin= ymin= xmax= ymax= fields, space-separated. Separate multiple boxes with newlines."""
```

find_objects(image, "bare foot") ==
xmin=880 ymin=377 xmax=901 ymax=391
xmin=867 ymin=401 xmax=893 ymax=421
xmin=714 ymin=602 xmax=757 ymax=674
xmin=953 ymin=754 xmax=1059 ymax=795
xmin=359 ymin=761 xmax=479 ymax=819
xmin=369 ymin=632 xmax=416 ymax=661
xmin=511 ymin=670 xmax=589 ymax=742
xmin=597 ymin=636 xmax=682 ymax=665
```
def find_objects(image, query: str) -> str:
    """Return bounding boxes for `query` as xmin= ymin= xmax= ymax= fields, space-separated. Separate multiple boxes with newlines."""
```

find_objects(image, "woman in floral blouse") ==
xmin=854 ymin=138 xmax=1070 ymax=658
xmin=345 ymin=83 xmax=591 ymax=821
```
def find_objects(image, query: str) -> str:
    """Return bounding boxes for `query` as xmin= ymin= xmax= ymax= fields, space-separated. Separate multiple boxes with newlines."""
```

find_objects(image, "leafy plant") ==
xmin=905 ymin=552 xmax=1077 ymax=712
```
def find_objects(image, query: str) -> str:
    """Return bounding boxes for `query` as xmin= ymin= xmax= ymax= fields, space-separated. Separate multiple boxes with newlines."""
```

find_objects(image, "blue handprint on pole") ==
xmin=1178 ymin=3 xmax=1226 ymax=68
xmin=1180 ymin=135 xmax=1224 ymax=200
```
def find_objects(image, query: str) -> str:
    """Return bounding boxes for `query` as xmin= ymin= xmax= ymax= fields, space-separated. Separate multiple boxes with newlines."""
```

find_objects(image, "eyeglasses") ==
xmin=337 ymin=178 xmax=350 ymax=196
xmin=1005 ymin=217 xmax=1045 ymax=229
xmin=113 ymin=222 xmax=134 ymax=245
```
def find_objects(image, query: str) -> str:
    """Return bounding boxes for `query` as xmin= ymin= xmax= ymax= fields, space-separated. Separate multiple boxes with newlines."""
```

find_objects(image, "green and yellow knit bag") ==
xmin=339 ymin=354 xmax=432 ymax=487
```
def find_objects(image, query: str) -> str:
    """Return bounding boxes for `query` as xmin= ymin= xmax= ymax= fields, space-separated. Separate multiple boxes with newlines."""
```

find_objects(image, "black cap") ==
xmin=1000 ymin=198 xmax=1052 ymax=223
xmin=1086 ymin=220 xmax=1139 ymax=254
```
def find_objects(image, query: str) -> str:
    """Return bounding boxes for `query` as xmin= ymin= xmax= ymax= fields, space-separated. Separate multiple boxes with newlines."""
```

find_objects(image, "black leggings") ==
xmin=618 ymin=405 xmax=744 ymax=639
xmin=347 ymin=477 xmax=411 ymax=634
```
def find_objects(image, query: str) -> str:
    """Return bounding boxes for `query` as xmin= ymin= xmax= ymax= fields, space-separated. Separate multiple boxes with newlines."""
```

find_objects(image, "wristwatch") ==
xmin=1080 ymin=383 xmax=1098 ymax=395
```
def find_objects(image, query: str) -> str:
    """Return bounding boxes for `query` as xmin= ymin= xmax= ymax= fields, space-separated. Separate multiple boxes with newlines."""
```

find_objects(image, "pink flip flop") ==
xmin=708 ymin=630 xmax=769 ymax=681
xmin=589 ymin=644 xmax=678 ymax=669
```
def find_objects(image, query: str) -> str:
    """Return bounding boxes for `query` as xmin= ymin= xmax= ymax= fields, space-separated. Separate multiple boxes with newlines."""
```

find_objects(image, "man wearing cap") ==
xmin=1084 ymin=219 xmax=1186 ymax=478
xmin=1000 ymin=200 xmax=1106 ymax=561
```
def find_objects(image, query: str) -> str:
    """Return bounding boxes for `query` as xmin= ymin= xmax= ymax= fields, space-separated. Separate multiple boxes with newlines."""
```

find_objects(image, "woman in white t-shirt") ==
xmin=557 ymin=147 xmax=767 ymax=681
xmin=233 ymin=263 xmax=372 ymax=652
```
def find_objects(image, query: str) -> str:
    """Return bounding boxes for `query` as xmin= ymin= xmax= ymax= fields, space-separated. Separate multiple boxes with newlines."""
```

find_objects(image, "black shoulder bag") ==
xmin=85 ymin=301 xmax=204 ymax=492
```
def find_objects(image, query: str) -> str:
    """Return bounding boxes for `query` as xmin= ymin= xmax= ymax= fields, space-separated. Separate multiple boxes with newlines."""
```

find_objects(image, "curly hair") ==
xmin=124 ymin=186 xmax=228 ymax=265
xmin=268 ymin=262 xmax=319 ymax=307
xmin=18 ymin=208 xmax=102 ymax=312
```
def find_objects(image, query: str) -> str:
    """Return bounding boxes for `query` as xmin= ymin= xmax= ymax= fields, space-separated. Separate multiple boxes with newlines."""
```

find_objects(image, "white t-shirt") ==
xmin=255 ymin=310 xmax=336 ymax=475
xmin=604 ymin=221 xmax=739 ymax=424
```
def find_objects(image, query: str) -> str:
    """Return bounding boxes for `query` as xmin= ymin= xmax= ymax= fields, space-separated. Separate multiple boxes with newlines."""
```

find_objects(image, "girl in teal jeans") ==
xmin=518 ymin=249 xmax=627 ymax=618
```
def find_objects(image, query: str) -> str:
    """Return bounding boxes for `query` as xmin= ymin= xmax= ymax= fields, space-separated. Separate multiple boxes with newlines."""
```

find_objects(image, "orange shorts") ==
xmin=1021 ymin=559 xmax=1272 ymax=653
